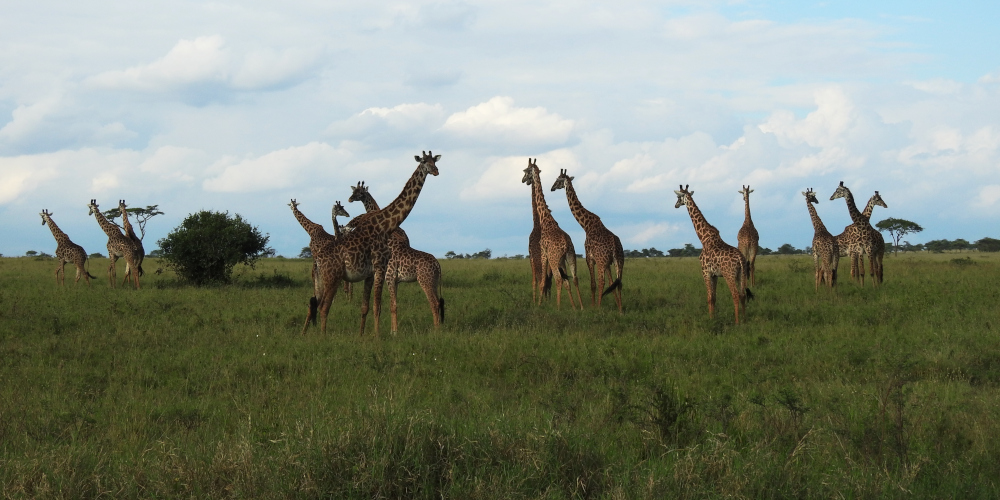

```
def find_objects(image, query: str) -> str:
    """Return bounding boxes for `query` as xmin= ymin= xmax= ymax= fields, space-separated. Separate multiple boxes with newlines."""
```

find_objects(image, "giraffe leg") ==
xmin=108 ymin=255 xmax=117 ymax=288
xmin=389 ymin=275 xmax=399 ymax=335
xmin=55 ymin=262 xmax=63 ymax=286
xmin=371 ymin=265 xmax=387 ymax=338
xmin=726 ymin=274 xmax=742 ymax=325
xmin=359 ymin=276 xmax=374 ymax=336
xmin=587 ymin=257 xmax=597 ymax=307
xmin=749 ymin=249 xmax=757 ymax=287
xmin=318 ymin=279 xmax=339 ymax=335
xmin=703 ymin=272 xmax=717 ymax=319
xmin=538 ymin=253 xmax=550 ymax=306
xmin=420 ymin=272 xmax=442 ymax=329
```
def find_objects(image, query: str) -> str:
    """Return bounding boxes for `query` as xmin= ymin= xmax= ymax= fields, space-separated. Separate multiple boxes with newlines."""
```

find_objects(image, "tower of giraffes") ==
xmin=524 ymin=159 xmax=582 ymax=310
xmin=88 ymin=199 xmax=143 ymax=289
xmin=831 ymin=182 xmax=884 ymax=287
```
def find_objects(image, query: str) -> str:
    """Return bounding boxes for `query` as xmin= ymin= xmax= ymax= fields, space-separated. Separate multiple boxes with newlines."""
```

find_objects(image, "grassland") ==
xmin=1 ymin=252 xmax=999 ymax=498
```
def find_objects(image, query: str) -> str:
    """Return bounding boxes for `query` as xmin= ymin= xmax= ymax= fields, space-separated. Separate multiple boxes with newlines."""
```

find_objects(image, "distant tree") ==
xmin=952 ymin=238 xmax=971 ymax=252
xmin=472 ymin=248 xmax=492 ymax=259
xmin=157 ymin=210 xmax=271 ymax=285
xmin=444 ymin=251 xmax=461 ymax=259
xmin=758 ymin=247 xmax=774 ymax=256
xmin=298 ymin=247 xmax=312 ymax=259
xmin=975 ymin=237 xmax=1000 ymax=252
xmin=89 ymin=252 xmax=104 ymax=259
xmin=924 ymin=239 xmax=952 ymax=253
xmin=899 ymin=241 xmax=924 ymax=253
xmin=25 ymin=250 xmax=37 ymax=257
xmin=103 ymin=204 xmax=164 ymax=240
xmin=776 ymin=243 xmax=801 ymax=255
xmin=875 ymin=218 xmax=924 ymax=255
xmin=148 ymin=249 xmax=163 ymax=257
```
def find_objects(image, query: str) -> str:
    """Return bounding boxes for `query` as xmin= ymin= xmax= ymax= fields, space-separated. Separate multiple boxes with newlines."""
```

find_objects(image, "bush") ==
xmin=157 ymin=210 xmax=271 ymax=285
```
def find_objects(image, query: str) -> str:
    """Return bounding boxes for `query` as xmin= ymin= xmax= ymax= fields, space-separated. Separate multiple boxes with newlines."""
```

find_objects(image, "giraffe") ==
xmin=525 ymin=158 xmax=582 ymax=309
xmin=40 ymin=209 xmax=96 ymax=286
xmin=87 ymin=199 xmax=142 ymax=289
xmin=289 ymin=199 xmax=348 ymax=303
xmin=830 ymin=182 xmax=884 ymax=286
xmin=347 ymin=184 xmax=444 ymax=333
xmin=673 ymin=185 xmax=753 ymax=324
xmin=301 ymin=151 xmax=440 ymax=336
xmin=737 ymin=185 xmax=760 ymax=286
xmin=835 ymin=191 xmax=887 ymax=284
xmin=802 ymin=189 xmax=839 ymax=290
xmin=522 ymin=166 xmax=550 ymax=304
xmin=550 ymin=168 xmax=624 ymax=312
xmin=118 ymin=200 xmax=145 ymax=286
xmin=332 ymin=200 xmax=353 ymax=300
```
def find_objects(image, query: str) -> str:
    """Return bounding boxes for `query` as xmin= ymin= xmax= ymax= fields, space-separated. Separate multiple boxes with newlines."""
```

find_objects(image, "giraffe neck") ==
xmin=364 ymin=166 xmax=431 ymax=233
xmin=684 ymin=196 xmax=722 ymax=248
xmin=842 ymin=189 xmax=867 ymax=226
xmin=333 ymin=216 xmax=342 ymax=238
xmin=862 ymin=196 xmax=877 ymax=219
xmin=529 ymin=181 xmax=540 ymax=228
xmin=291 ymin=205 xmax=330 ymax=238
xmin=529 ymin=168 xmax=556 ymax=226
xmin=121 ymin=210 xmax=139 ymax=240
xmin=563 ymin=178 xmax=600 ymax=231
xmin=806 ymin=201 xmax=829 ymax=234
xmin=360 ymin=194 xmax=380 ymax=213
xmin=743 ymin=195 xmax=753 ymax=224
xmin=92 ymin=207 xmax=125 ymax=239
xmin=43 ymin=216 xmax=68 ymax=242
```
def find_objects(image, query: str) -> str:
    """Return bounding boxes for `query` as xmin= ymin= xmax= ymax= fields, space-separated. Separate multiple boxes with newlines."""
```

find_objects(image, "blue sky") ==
xmin=2 ymin=1 xmax=999 ymax=258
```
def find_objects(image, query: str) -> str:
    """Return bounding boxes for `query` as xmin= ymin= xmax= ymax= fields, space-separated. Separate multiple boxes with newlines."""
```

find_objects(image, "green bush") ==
xmin=157 ymin=210 xmax=271 ymax=285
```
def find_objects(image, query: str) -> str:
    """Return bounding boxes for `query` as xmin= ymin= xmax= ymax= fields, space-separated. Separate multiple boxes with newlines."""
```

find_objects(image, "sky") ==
xmin=2 ymin=0 xmax=999 ymax=258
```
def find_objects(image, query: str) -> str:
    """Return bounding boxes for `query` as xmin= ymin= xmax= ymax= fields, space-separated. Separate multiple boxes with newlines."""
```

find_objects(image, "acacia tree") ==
xmin=103 ymin=204 xmax=164 ymax=240
xmin=876 ymin=218 xmax=924 ymax=255
xmin=157 ymin=210 xmax=271 ymax=285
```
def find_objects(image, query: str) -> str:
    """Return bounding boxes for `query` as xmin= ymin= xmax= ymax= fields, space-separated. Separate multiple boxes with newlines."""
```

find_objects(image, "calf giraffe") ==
xmin=551 ymin=168 xmax=624 ymax=312
xmin=347 ymin=183 xmax=443 ymax=333
xmin=737 ymin=185 xmax=760 ymax=286
xmin=40 ymin=209 xmax=96 ymax=286
xmin=673 ymin=185 xmax=753 ymax=324
xmin=835 ymin=192 xmax=887 ymax=284
xmin=301 ymin=151 xmax=440 ymax=336
xmin=88 ymin=199 xmax=142 ymax=289
xmin=831 ymin=182 xmax=884 ymax=286
xmin=803 ymin=189 xmax=839 ymax=290
xmin=525 ymin=159 xmax=582 ymax=309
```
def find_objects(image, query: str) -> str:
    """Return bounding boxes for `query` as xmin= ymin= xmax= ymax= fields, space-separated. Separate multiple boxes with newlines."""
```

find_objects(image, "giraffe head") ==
xmin=829 ymin=181 xmax=851 ymax=201
xmin=87 ymin=199 xmax=99 ymax=216
xmin=288 ymin=199 xmax=300 ymax=211
xmin=521 ymin=158 xmax=539 ymax=185
xmin=119 ymin=199 xmax=127 ymax=212
xmin=550 ymin=168 xmax=574 ymax=192
xmin=348 ymin=181 xmax=369 ymax=204
xmin=870 ymin=191 xmax=888 ymax=209
xmin=803 ymin=188 xmax=819 ymax=205
xmin=673 ymin=184 xmax=693 ymax=209
xmin=333 ymin=200 xmax=349 ymax=218
xmin=40 ymin=209 xmax=52 ymax=225
xmin=738 ymin=185 xmax=754 ymax=201
xmin=413 ymin=150 xmax=441 ymax=177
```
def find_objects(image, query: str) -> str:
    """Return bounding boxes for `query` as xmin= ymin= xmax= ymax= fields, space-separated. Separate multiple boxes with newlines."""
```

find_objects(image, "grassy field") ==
xmin=1 ymin=252 xmax=999 ymax=498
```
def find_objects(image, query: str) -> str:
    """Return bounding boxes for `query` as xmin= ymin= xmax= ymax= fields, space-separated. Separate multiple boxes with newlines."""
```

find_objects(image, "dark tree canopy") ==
xmin=157 ymin=210 xmax=271 ymax=285
xmin=975 ymin=237 xmax=1000 ymax=252
xmin=876 ymin=218 xmax=923 ymax=255
xmin=103 ymin=204 xmax=164 ymax=240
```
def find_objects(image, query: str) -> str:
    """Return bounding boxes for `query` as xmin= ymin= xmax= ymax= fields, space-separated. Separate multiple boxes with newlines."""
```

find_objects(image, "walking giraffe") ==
xmin=522 ymin=167 xmax=550 ymax=304
xmin=831 ymin=182 xmax=884 ymax=286
xmin=40 ymin=209 xmax=96 ymax=286
xmin=301 ymin=151 xmax=440 ymax=336
xmin=88 ymin=199 xmax=142 ymax=289
xmin=347 ymin=183 xmax=444 ymax=333
xmin=835 ymin=191 xmax=887 ymax=284
xmin=550 ymin=168 xmax=624 ymax=312
xmin=673 ymin=185 xmax=753 ymax=324
xmin=803 ymin=189 xmax=839 ymax=290
xmin=118 ymin=200 xmax=145 ymax=286
xmin=524 ymin=158 xmax=582 ymax=309
xmin=737 ymin=185 xmax=760 ymax=286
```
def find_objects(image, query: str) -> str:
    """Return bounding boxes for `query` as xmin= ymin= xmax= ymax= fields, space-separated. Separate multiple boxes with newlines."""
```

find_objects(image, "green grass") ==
xmin=1 ymin=253 xmax=999 ymax=498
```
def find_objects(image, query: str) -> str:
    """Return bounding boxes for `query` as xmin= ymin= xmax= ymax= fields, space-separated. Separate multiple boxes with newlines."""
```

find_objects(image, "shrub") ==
xmin=157 ymin=210 xmax=271 ymax=285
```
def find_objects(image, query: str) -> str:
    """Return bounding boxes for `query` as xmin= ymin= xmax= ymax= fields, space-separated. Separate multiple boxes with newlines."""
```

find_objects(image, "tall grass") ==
xmin=1 ymin=253 xmax=999 ymax=497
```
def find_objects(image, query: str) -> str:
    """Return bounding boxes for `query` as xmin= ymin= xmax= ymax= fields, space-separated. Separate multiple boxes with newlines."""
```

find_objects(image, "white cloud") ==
xmin=85 ymin=36 xmax=316 ymax=94
xmin=460 ymin=149 xmax=579 ymax=201
xmin=0 ymin=95 xmax=62 ymax=143
xmin=443 ymin=96 xmax=574 ymax=145
xmin=977 ymin=185 xmax=1000 ymax=207
xmin=202 ymin=141 xmax=352 ymax=192
xmin=626 ymin=222 xmax=680 ymax=246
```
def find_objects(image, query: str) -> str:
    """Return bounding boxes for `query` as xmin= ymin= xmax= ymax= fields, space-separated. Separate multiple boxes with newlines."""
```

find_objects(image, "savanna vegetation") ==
xmin=1 ymin=252 xmax=999 ymax=498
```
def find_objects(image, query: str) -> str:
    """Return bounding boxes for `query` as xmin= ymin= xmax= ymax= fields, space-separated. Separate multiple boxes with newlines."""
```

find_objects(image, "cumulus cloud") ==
xmin=0 ymin=95 xmax=62 ymax=143
xmin=443 ymin=96 xmax=574 ymax=145
xmin=202 ymin=141 xmax=352 ymax=192
xmin=327 ymin=102 xmax=445 ymax=138
xmin=85 ymin=35 xmax=317 ymax=95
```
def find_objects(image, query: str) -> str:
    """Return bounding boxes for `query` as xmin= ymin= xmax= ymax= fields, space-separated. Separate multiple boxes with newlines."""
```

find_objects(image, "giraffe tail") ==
xmin=438 ymin=298 xmax=445 ymax=324
xmin=602 ymin=278 xmax=622 ymax=297
xmin=138 ymin=264 xmax=145 ymax=277
xmin=745 ymin=288 xmax=755 ymax=301
xmin=542 ymin=271 xmax=553 ymax=297
xmin=308 ymin=296 xmax=318 ymax=326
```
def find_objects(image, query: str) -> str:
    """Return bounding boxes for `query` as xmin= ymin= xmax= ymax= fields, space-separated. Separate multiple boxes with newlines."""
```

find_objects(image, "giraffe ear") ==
xmin=433 ymin=155 xmax=441 ymax=161
xmin=673 ymin=190 xmax=682 ymax=195
xmin=570 ymin=176 xmax=574 ymax=181
xmin=749 ymin=189 xmax=754 ymax=194
xmin=414 ymin=155 xmax=421 ymax=162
